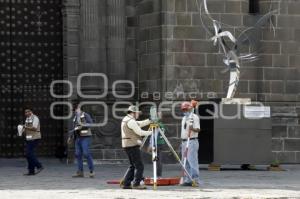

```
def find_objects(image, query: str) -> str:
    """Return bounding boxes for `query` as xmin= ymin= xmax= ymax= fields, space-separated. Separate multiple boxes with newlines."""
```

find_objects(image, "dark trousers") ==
xmin=124 ymin=146 xmax=144 ymax=186
xmin=26 ymin=140 xmax=42 ymax=174
xmin=157 ymin=145 xmax=163 ymax=177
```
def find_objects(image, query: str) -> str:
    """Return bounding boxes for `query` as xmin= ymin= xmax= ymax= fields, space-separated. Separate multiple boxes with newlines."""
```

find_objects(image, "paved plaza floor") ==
xmin=0 ymin=159 xmax=299 ymax=199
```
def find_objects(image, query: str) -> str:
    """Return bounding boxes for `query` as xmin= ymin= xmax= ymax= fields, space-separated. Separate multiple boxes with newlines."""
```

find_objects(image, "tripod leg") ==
xmin=159 ymin=128 xmax=197 ymax=187
xmin=152 ymin=128 xmax=158 ymax=190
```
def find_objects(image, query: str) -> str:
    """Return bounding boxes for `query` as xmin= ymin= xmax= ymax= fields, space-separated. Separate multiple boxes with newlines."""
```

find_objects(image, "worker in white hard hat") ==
xmin=121 ymin=105 xmax=153 ymax=189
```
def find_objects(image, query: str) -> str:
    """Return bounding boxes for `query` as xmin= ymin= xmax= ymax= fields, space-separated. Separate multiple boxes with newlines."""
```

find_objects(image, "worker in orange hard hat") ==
xmin=180 ymin=101 xmax=201 ymax=186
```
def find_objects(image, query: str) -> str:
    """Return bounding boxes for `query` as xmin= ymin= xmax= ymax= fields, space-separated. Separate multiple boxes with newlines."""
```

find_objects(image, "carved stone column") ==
xmin=79 ymin=0 xmax=107 ymax=93
xmin=107 ymin=0 xmax=126 ymax=84
xmin=62 ymin=0 xmax=80 ymax=84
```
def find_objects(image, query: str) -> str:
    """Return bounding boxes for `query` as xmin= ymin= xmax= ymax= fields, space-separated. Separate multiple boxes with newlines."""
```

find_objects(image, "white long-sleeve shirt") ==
xmin=121 ymin=114 xmax=152 ymax=137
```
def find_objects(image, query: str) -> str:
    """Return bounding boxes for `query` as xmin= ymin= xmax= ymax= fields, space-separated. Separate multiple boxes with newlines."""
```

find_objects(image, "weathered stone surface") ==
xmin=276 ymin=152 xmax=297 ymax=164
xmin=272 ymin=138 xmax=284 ymax=151
xmin=285 ymin=139 xmax=300 ymax=151
xmin=262 ymin=28 xmax=294 ymax=42
xmin=225 ymin=1 xmax=241 ymax=13
xmin=242 ymin=68 xmax=263 ymax=80
xmin=285 ymin=81 xmax=300 ymax=94
xmin=174 ymin=53 xmax=205 ymax=66
xmin=288 ymin=126 xmax=300 ymax=138
xmin=297 ymin=152 xmax=300 ymax=163
xmin=176 ymin=13 xmax=191 ymax=26
xmin=162 ymin=0 xmax=175 ymax=12
xmin=221 ymin=14 xmax=243 ymax=26
xmin=174 ymin=27 xmax=206 ymax=39
xmin=270 ymin=81 xmax=284 ymax=94
xmin=175 ymin=0 xmax=186 ymax=12
xmin=185 ymin=40 xmax=218 ymax=53
xmin=289 ymin=55 xmax=300 ymax=67
xmin=281 ymin=41 xmax=300 ymax=54
xmin=272 ymin=117 xmax=298 ymax=126
xmin=205 ymin=0 xmax=225 ymax=13
xmin=278 ymin=15 xmax=300 ymax=28
xmin=271 ymin=107 xmax=297 ymax=114
xmin=163 ymin=40 xmax=184 ymax=52
xmin=139 ymin=13 xmax=161 ymax=28
xmin=272 ymin=55 xmax=289 ymax=67
xmin=236 ymin=81 xmax=249 ymax=93
xmin=272 ymin=126 xmax=287 ymax=138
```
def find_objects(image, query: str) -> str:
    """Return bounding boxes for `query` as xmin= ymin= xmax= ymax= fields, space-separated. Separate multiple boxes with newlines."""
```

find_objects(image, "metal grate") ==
xmin=0 ymin=0 xmax=63 ymax=157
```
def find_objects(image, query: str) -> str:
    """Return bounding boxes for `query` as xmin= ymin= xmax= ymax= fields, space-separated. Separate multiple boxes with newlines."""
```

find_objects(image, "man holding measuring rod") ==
xmin=180 ymin=101 xmax=201 ymax=186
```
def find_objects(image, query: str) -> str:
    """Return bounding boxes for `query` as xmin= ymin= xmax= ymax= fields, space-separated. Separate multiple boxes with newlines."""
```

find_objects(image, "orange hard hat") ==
xmin=181 ymin=101 xmax=192 ymax=111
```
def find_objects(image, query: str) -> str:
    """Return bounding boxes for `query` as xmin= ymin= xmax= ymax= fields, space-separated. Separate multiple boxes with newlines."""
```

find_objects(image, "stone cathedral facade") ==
xmin=63 ymin=0 xmax=300 ymax=164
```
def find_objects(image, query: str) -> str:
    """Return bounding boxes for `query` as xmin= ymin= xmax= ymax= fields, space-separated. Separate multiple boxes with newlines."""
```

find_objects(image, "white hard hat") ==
xmin=17 ymin=125 xmax=24 ymax=136
xmin=127 ymin=105 xmax=141 ymax=113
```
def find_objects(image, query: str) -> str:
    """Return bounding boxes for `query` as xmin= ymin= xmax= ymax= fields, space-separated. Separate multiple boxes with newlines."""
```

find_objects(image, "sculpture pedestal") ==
xmin=221 ymin=98 xmax=251 ymax=105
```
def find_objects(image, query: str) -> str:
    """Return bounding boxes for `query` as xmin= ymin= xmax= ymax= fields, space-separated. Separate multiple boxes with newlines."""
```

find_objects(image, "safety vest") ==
xmin=73 ymin=112 xmax=92 ymax=137
xmin=121 ymin=116 xmax=142 ymax=148
xmin=24 ymin=115 xmax=41 ymax=141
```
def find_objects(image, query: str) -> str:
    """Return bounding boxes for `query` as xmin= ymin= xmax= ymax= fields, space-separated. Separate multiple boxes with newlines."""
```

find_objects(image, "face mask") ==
xmin=76 ymin=108 xmax=81 ymax=115
xmin=183 ymin=112 xmax=191 ymax=117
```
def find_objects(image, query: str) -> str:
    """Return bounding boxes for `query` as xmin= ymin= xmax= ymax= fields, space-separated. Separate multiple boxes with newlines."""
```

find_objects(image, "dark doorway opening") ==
xmin=198 ymin=99 xmax=221 ymax=164
xmin=249 ymin=0 xmax=260 ymax=14
xmin=0 ymin=0 xmax=63 ymax=157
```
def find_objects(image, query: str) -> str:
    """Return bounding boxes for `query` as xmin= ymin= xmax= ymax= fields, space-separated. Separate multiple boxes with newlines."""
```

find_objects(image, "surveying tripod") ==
xmin=120 ymin=123 xmax=197 ymax=189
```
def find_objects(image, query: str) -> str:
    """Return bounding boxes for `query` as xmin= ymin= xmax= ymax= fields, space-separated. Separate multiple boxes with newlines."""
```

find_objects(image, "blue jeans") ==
xmin=75 ymin=137 xmax=94 ymax=172
xmin=26 ymin=140 xmax=42 ymax=174
xmin=181 ymin=139 xmax=200 ymax=184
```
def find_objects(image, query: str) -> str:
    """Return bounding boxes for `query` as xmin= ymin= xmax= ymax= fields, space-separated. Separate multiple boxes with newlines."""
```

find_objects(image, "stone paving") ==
xmin=0 ymin=159 xmax=299 ymax=199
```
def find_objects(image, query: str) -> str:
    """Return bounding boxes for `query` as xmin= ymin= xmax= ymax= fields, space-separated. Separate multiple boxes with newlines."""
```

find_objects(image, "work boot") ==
xmin=180 ymin=182 xmax=193 ymax=187
xmin=23 ymin=172 xmax=35 ymax=176
xmin=35 ymin=167 xmax=44 ymax=175
xmin=89 ymin=171 xmax=95 ymax=178
xmin=132 ymin=184 xmax=147 ymax=190
xmin=72 ymin=171 xmax=84 ymax=178
xmin=122 ymin=185 xmax=132 ymax=189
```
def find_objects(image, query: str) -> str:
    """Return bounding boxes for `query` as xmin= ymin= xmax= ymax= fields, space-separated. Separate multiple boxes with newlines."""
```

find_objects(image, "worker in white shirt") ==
xmin=23 ymin=107 xmax=44 ymax=176
xmin=121 ymin=105 xmax=153 ymax=189
xmin=180 ymin=101 xmax=201 ymax=186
